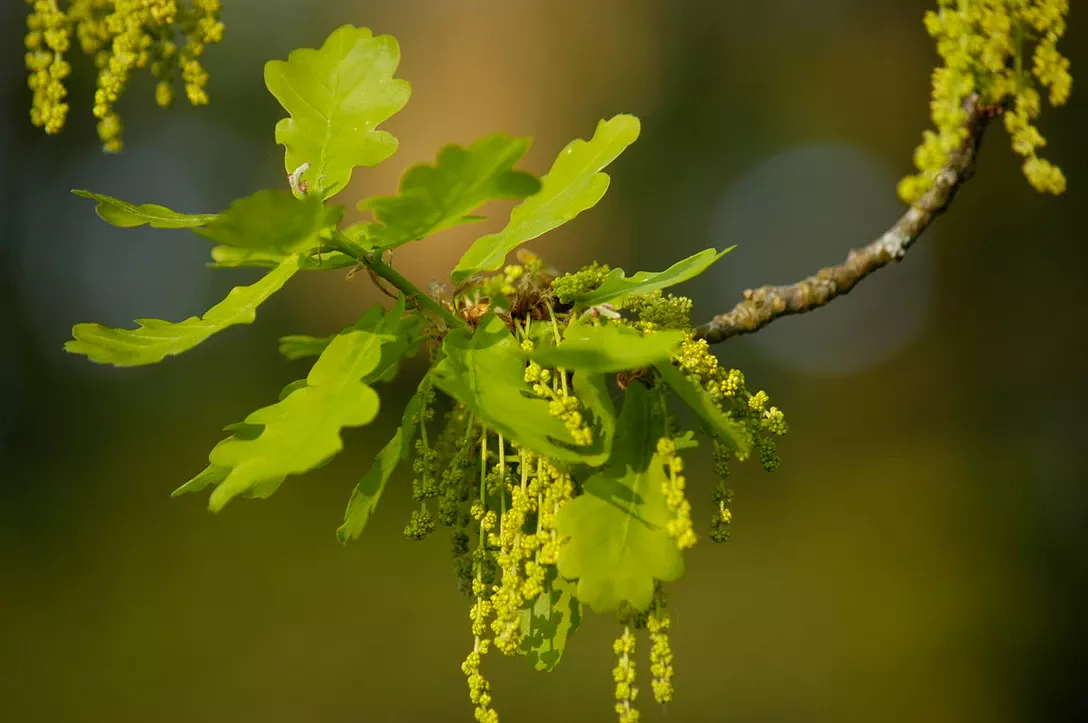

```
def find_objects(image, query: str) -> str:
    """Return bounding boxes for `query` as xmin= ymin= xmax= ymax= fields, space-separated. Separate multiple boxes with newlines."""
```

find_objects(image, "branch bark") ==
xmin=694 ymin=96 xmax=991 ymax=344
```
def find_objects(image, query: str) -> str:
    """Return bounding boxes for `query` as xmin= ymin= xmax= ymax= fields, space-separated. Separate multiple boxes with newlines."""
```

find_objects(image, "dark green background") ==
xmin=2 ymin=1 xmax=1085 ymax=721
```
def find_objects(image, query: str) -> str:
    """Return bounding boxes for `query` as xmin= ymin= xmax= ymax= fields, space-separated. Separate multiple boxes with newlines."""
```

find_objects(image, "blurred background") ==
xmin=2 ymin=1 xmax=1085 ymax=721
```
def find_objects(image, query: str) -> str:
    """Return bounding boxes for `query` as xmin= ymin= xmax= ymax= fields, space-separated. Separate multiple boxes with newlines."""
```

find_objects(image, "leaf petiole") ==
xmin=328 ymin=230 xmax=465 ymax=329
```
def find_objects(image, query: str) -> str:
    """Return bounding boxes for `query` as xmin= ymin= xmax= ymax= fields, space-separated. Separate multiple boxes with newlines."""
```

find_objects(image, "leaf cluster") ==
xmin=66 ymin=24 xmax=780 ymax=721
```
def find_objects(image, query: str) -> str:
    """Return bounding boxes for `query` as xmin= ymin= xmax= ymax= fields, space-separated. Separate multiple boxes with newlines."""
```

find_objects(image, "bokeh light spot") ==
xmin=712 ymin=143 xmax=934 ymax=376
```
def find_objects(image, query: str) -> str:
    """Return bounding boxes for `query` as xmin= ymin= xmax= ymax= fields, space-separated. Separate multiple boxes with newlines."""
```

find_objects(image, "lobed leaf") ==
xmin=451 ymin=114 xmax=641 ymax=283
xmin=276 ymin=295 xmax=427 ymax=371
xmin=174 ymin=300 xmax=422 ymax=509
xmin=519 ymin=569 xmax=583 ymax=672
xmin=172 ymin=424 xmax=274 ymax=499
xmin=360 ymin=134 xmax=541 ymax=250
xmin=72 ymin=190 xmax=219 ymax=228
xmin=208 ymin=246 xmax=283 ymax=268
xmin=204 ymin=329 xmax=389 ymax=511
xmin=346 ymin=297 xmax=426 ymax=383
xmin=209 ymin=246 xmax=357 ymax=270
xmin=654 ymin=362 xmax=751 ymax=456
xmin=298 ymin=251 xmax=359 ymax=270
xmin=336 ymin=377 xmax=430 ymax=542
xmin=431 ymin=313 xmax=589 ymax=463
xmin=555 ymin=383 xmax=683 ymax=613
xmin=575 ymin=247 xmax=735 ymax=308
xmin=195 ymin=190 xmax=343 ymax=255
xmin=528 ymin=323 xmax=685 ymax=373
xmin=278 ymin=334 xmax=334 ymax=360
xmin=265 ymin=25 xmax=411 ymax=200
xmin=65 ymin=255 xmax=300 ymax=367
xmin=172 ymin=464 xmax=230 ymax=497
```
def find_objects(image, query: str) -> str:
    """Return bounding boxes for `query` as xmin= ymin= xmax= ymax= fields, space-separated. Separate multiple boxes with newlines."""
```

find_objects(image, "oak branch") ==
xmin=695 ymin=96 xmax=991 ymax=345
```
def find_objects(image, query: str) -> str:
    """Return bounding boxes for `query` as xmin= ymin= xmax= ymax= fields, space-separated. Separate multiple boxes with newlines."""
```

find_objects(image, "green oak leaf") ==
xmin=265 ymin=25 xmax=411 ymax=200
xmin=338 ymin=297 xmax=424 ymax=381
xmin=204 ymin=328 xmax=392 ymax=511
xmin=283 ymin=298 xmax=423 ymax=369
xmin=340 ymin=221 xmax=371 ymax=244
xmin=555 ymin=383 xmax=683 ymax=613
xmin=528 ymin=323 xmax=685 ymax=373
xmin=654 ymin=362 xmax=751 ymax=457
xmin=194 ymin=190 xmax=343 ymax=255
xmin=72 ymin=190 xmax=219 ymax=228
xmin=298 ymin=251 xmax=359 ymax=270
xmin=572 ymin=370 xmax=615 ymax=467
xmin=360 ymin=134 xmax=541 ymax=250
xmin=431 ymin=313 xmax=589 ymax=463
xmin=65 ymin=255 xmax=300 ymax=367
xmin=674 ymin=429 xmax=699 ymax=452
xmin=174 ymin=300 xmax=421 ymax=507
xmin=519 ymin=569 xmax=583 ymax=672
xmin=575 ymin=247 xmax=735 ymax=308
xmin=208 ymin=246 xmax=283 ymax=268
xmin=208 ymin=246 xmax=357 ymax=270
xmin=172 ymin=423 xmax=271 ymax=500
xmin=337 ymin=377 xmax=431 ymax=542
xmin=278 ymin=334 xmax=334 ymax=360
xmin=275 ymin=381 xmax=310 ymax=401
xmin=451 ymin=114 xmax=641 ymax=283
xmin=172 ymin=464 xmax=230 ymax=498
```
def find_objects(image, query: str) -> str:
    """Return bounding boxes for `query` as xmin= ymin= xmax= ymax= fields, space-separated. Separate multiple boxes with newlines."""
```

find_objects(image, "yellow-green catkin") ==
xmin=674 ymin=335 xmax=788 ymax=457
xmin=464 ymin=427 xmax=499 ymax=723
xmin=670 ymin=333 xmax=787 ymax=542
xmin=656 ymin=437 xmax=696 ymax=550
xmin=710 ymin=439 xmax=736 ymax=543
xmin=489 ymin=438 xmax=533 ymax=656
xmin=534 ymin=455 xmax=574 ymax=566
xmin=612 ymin=626 xmax=640 ymax=723
xmin=523 ymin=329 xmax=594 ymax=448
xmin=647 ymin=607 xmax=674 ymax=705
xmin=551 ymin=261 xmax=611 ymax=304
xmin=900 ymin=0 xmax=1071 ymax=202
xmin=461 ymin=643 xmax=498 ymax=723
xmin=459 ymin=421 xmax=576 ymax=720
xmin=25 ymin=1 xmax=72 ymax=135
xmin=625 ymin=290 xmax=694 ymax=332
xmin=24 ymin=0 xmax=225 ymax=152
